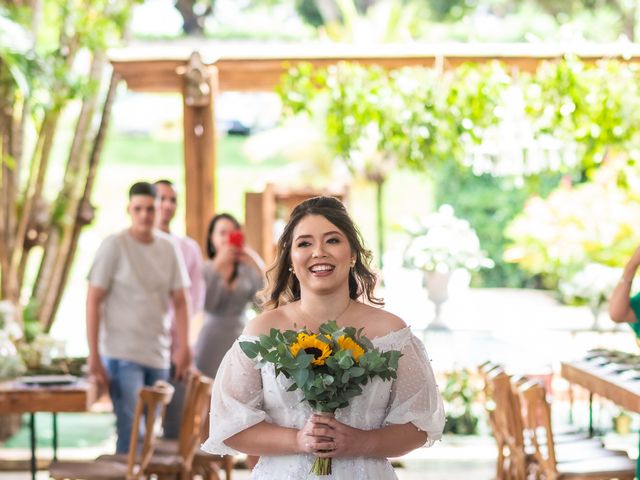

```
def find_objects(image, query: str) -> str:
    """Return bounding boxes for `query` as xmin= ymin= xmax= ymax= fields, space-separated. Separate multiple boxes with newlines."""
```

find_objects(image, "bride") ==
xmin=201 ymin=196 xmax=445 ymax=479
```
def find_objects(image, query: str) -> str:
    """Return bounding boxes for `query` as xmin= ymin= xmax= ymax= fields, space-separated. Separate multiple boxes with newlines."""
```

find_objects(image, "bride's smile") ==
xmin=291 ymin=214 xmax=353 ymax=291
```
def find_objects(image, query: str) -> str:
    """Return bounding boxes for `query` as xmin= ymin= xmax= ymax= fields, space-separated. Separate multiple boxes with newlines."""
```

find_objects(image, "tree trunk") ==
xmin=0 ymin=84 xmax=19 ymax=302
xmin=0 ymin=105 xmax=12 ymax=299
xmin=34 ymin=53 xmax=106 ymax=329
xmin=316 ymin=0 xmax=341 ymax=24
xmin=174 ymin=0 xmax=211 ymax=36
xmin=10 ymin=111 xmax=59 ymax=286
xmin=8 ymin=31 xmax=79 ymax=303
xmin=611 ymin=0 xmax=638 ymax=41
xmin=44 ymin=70 xmax=121 ymax=332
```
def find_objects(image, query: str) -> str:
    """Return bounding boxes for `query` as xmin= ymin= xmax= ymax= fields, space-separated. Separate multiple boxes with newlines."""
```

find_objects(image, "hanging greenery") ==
xmin=279 ymin=56 xmax=640 ymax=287
xmin=524 ymin=57 xmax=640 ymax=176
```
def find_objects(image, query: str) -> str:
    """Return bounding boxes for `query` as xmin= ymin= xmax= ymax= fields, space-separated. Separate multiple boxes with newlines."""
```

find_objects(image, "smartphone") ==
xmin=229 ymin=230 xmax=244 ymax=248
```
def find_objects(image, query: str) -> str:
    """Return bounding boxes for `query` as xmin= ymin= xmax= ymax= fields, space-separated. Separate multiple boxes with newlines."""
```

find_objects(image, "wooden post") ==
xmin=245 ymin=184 xmax=277 ymax=266
xmin=179 ymin=52 xmax=217 ymax=251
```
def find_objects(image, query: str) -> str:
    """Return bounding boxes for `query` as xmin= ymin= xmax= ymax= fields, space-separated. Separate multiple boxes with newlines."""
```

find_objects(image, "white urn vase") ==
xmin=424 ymin=270 xmax=452 ymax=330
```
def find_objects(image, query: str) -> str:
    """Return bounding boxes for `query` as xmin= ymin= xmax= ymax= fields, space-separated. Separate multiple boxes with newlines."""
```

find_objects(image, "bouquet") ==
xmin=240 ymin=320 xmax=402 ymax=475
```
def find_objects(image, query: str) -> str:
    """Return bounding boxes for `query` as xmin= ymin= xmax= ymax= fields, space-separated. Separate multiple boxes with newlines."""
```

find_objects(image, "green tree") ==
xmin=423 ymin=0 xmax=639 ymax=41
xmin=0 ymin=1 xmax=136 ymax=331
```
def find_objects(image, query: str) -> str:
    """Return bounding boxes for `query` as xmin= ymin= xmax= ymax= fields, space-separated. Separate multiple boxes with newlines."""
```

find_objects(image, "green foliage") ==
xmin=280 ymin=61 xmax=452 ymax=177
xmin=0 ymin=6 xmax=40 ymax=97
xmin=524 ymin=58 xmax=640 ymax=174
xmin=21 ymin=299 xmax=42 ymax=343
xmin=504 ymin=158 xmax=640 ymax=288
xmin=239 ymin=320 xmax=401 ymax=413
xmin=294 ymin=0 xmax=325 ymax=28
xmin=433 ymin=160 xmax=562 ymax=287
xmin=441 ymin=368 xmax=482 ymax=435
xmin=414 ymin=0 xmax=635 ymax=43
xmin=426 ymin=0 xmax=479 ymax=21
xmin=441 ymin=62 xmax=512 ymax=156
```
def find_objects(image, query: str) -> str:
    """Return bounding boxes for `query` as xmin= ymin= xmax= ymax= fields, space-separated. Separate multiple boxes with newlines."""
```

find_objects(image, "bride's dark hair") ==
xmin=260 ymin=196 xmax=383 ymax=310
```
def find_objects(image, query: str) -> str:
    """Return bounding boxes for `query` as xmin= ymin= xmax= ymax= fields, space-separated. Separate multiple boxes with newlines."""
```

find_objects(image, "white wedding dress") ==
xmin=201 ymin=327 xmax=445 ymax=479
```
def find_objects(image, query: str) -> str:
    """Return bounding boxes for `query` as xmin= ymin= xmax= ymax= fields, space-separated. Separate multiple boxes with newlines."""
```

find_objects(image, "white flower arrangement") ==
xmin=403 ymin=204 xmax=494 ymax=273
xmin=559 ymin=263 xmax=622 ymax=308
xmin=0 ymin=300 xmax=23 ymax=341
xmin=0 ymin=301 xmax=26 ymax=380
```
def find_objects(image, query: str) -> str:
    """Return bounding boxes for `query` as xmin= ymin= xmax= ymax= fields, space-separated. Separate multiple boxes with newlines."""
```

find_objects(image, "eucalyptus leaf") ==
xmin=239 ymin=341 xmax=260 ymax=359
xmin=259 ymin=333 xmax=277 ymax=349
xmin=293 ymin=368 xmax=309 ymax=387
xmin=338 ymin=354 xmax=354 ymax=369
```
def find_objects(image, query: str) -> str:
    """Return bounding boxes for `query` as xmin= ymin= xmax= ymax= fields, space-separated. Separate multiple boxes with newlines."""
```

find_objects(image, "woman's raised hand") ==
xmin=212 ymin=243 xmax=239 ymax=268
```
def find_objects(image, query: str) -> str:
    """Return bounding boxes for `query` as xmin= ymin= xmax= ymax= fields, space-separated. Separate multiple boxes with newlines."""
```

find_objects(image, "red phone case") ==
xmin=229 ymin=231 xmax=244 ymax=247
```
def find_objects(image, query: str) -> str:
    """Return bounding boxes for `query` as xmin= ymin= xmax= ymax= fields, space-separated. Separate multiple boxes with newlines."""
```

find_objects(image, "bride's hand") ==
xmin=296 ymin=415 xmax=336 ymax=455
xmin=308 ymin=414 xmax=370 ymax=458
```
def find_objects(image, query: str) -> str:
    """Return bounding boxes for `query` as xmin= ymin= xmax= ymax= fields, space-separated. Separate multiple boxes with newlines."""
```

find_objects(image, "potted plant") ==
xmin=612 ymin=409 xmax=632 ymax=435
xmin=403 ymin=204 xmax=493 ymax=328
xmin=0 ymin=301 xmax=26 ymax=381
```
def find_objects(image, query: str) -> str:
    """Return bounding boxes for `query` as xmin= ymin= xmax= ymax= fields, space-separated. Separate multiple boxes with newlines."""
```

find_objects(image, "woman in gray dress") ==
xmin=195 ymin=213 xmax=265 ymax=378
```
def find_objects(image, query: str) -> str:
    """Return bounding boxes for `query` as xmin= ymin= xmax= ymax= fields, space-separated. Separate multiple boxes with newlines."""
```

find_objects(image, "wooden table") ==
xmin=561 ymin=357 xmax=640 ymax=474
xmin=561 ymin=359 xmax=640 ymax=413
xmin=0 ymin=377 xmax=96 ymax=480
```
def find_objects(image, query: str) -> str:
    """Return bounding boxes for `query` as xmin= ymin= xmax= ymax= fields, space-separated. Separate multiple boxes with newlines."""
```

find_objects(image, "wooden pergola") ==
xmin=109 ymin=42 xmax=640 ymax=248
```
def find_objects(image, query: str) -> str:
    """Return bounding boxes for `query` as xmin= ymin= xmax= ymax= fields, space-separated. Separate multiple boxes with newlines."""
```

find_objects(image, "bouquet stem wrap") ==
xmin=311 ymin=410 xmax=335 ymax=476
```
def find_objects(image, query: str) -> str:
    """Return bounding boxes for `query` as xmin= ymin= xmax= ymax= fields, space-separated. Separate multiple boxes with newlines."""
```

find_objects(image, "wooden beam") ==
xmin=180 ymin=60 xmax=217 ymax=252
xmin=110 ymin=43 xmax=640 ymax=92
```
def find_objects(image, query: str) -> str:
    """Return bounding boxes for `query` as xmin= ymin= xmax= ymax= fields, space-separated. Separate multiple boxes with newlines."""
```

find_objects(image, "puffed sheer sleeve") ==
xmin=201 ymin=337 xmax=270 ymax=455
xmin=383 ymin=332 xmax=445 ymax=447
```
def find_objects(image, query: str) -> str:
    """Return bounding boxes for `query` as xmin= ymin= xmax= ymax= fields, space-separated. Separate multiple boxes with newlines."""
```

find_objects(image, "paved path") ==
xmin=0 ymin=434 xmax=497 ymax=479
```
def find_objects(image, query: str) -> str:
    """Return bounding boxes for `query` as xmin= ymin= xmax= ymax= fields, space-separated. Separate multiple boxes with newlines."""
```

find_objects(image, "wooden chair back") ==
xmin=176 ymin=372 xmax=214 ymax=470
xmin=127 ymin=380 xmax=175 ymax=478
xmin=518 ymin=380 xmax=557 ymax=477
xmin=479 ymin=363 xmax=506 ymax=479
xmin=489 ymin=369 xmax=527 ymax=480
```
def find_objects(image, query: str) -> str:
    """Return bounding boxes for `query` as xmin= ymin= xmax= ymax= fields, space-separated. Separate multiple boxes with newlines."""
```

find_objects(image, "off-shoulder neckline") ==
xmin=238 ymin=326 xmax=411 ymax=343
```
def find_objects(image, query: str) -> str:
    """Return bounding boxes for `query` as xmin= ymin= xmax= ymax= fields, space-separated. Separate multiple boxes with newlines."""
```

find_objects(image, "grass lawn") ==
xmin=2 ymin=413 xmax=114 ymax=449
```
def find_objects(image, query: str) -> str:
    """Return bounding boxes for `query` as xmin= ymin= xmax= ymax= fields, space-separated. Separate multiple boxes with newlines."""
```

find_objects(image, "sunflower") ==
xmin=290 ymin=333 xmax=332 ymax=366
xmin=337 ymin=335 xmax=365 ymax=363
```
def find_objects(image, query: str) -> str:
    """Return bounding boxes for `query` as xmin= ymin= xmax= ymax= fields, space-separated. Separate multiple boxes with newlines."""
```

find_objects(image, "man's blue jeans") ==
xmin=103 ymin=357 xmax=169 ymax=453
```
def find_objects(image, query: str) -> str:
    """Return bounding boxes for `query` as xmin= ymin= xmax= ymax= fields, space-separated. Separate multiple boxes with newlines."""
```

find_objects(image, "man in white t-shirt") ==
xmin=153 ymin=179 xmax=205 ymax=438
xmin=86 ymin=181 xmax=191 ymax=453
